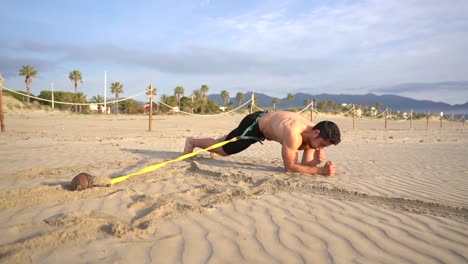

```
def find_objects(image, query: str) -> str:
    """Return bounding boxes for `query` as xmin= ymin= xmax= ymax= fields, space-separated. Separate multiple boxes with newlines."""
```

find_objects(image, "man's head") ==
xmin=312 ymin=121 xmax=341 ymax=145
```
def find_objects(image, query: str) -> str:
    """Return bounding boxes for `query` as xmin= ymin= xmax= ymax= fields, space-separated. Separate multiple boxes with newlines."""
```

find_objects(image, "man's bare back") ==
xmin=259 ymin=111 xmax=313 ymax=145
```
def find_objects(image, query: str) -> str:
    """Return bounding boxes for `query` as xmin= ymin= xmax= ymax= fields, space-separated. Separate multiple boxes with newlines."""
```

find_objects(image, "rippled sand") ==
xmin=0 ymin=111 xmax=467 ymax=263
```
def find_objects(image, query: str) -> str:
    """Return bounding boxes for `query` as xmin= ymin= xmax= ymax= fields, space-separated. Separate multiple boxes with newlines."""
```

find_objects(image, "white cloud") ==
xmin=2 ymin=0 xmax=467 ymax=104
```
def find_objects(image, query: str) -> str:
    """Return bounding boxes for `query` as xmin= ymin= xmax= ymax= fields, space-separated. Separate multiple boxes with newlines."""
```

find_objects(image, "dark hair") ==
xmin=312 ymin=121 xmax=341 ymax=145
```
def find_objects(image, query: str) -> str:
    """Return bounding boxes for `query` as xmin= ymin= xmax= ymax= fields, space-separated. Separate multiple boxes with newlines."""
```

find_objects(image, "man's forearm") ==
xmin=301 ymin=159 xmax=320 ymax=167
xmin=285 ymin=163 xmax=323 ymax=175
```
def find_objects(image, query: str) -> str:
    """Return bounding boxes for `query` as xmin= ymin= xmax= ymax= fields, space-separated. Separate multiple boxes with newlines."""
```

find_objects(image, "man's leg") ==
xmin=184 ymin=112 xmax=259 ymax=157
xmin=183 ymin=136 xmax=229 ymax=156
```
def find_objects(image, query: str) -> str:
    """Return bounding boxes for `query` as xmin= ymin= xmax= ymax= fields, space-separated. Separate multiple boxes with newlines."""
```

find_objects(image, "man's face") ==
xmin=310 ymin=130 xmax=332 ymax=150
xmin=313 ymin=137 xmax=331 ymax=150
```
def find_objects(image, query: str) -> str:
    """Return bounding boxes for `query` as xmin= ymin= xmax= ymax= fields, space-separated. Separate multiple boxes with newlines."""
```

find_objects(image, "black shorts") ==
xmin=222 ymin=111 xmax=266 ymax=155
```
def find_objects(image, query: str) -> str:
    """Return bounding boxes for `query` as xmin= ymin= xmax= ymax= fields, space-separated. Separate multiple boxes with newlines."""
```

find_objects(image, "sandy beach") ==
xmin=0 ymin=106 xmax=467 ymax=263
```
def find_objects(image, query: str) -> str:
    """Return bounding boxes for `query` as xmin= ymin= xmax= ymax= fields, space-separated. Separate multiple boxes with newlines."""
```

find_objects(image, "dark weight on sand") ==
xmin=71 ymin=173 xmax=94 ymax=191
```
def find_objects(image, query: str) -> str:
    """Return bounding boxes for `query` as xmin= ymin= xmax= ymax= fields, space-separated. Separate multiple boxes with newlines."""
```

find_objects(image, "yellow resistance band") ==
xmin=110 ymin=137 xmax=238 ymax=185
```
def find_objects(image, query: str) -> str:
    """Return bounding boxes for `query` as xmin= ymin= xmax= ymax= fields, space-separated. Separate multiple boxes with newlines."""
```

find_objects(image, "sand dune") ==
xmin=0 ymin=111 xmax=467 ymax=263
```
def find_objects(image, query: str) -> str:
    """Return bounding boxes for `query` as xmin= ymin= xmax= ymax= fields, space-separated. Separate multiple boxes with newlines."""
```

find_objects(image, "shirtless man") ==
xmin=183 ymin=111 xmax=341 ymax=176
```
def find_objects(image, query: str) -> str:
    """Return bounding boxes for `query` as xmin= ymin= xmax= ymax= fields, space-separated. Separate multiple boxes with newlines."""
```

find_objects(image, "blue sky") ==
xmin=1 ymin=0 xmax=468 ymax=104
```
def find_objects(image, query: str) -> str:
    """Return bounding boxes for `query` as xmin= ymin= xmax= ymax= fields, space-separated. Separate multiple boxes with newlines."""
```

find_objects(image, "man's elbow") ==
xmin=284 ymin=165 xmax=296 ymax=173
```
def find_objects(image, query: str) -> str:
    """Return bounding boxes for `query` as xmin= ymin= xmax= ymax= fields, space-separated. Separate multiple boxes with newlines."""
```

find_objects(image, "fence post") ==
xmin=410 ymin=109 xmax=413 ymax=130
xmin=385 ymin=108 xmax=388 ymax=130
xmin=450 ymin=112 xmax=454 ymax=128
xmin=440 ymin=112 xmax=443 ymax=129
xmin=310 ymin=101 xmax=314 ymax=123
xmin=250 ymin=91 xmax=254 ymax=114
xmin=426 ymin=112 xmax=429 ymax=130
xmin=147 ymin=85 xmax=154 ymax=132
xmin=0 ymin=73 xmax=5 ymax=132
xmin=352 ymin=105 xmax=356 ymax=130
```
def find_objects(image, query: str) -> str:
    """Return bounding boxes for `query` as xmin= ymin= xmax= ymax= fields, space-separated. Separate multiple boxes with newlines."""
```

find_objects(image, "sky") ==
xmin=1 ymin=0 xmax=468 ymax=105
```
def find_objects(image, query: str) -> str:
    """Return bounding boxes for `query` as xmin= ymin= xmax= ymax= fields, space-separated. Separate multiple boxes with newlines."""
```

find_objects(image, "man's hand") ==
xmin=320 ymin=161 xmax=336 ymax=176
xmin=314 ymin=149 xmax=327 ymax=164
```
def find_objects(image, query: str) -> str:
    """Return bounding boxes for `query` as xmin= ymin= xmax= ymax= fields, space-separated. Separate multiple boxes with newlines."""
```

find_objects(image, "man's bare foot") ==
xmin=183 ymin=137 xmax=195 ymax=154
xmin=210 ymin=152 xmax=219 ymax=158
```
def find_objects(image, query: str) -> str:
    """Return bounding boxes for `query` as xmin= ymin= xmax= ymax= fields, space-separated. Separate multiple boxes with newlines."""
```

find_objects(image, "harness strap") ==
xmin=238 ymin=111 xmax=267 ymax=143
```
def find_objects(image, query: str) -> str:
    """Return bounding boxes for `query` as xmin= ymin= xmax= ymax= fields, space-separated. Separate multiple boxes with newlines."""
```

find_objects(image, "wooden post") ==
xmin=250 ymin=91 xmax=254 ymax=114
xmin=0 ymin=73 xmax=5 ymax=132
xmin=147 ymin=85 xmax=154 ymax=132
xmin=410 ymin=109 xmax=413 ymax=130
xmin=450 ymin=113 xmax=454 ymax=128
xmin=352 ymin=105 xmax=356 ymax=130
xmin=51 ymin=82 xmax=55 ymax=109
xmin=310 ymin=101 xmax=314 ymax=122
xmin=385 ymin=108 xmax=388 ymax=130
xmin=440 ymin=112 xmax=443 ymax=129
xmin=426 ymin=112 xmax=429 ymax=130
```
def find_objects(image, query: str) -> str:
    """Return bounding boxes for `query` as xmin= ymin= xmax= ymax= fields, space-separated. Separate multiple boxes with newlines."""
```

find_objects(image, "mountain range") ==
xmin=208 ymin=92 xmax=468 ymax=114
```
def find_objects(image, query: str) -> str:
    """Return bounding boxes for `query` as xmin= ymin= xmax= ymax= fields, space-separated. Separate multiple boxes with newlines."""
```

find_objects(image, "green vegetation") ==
xmin=6 ymin=66 xmax=408 ymax=117
xmin=4 ymin=89 xmax=32 ymax=103
xmin=38 ymin=91 xmax=75 ymax=110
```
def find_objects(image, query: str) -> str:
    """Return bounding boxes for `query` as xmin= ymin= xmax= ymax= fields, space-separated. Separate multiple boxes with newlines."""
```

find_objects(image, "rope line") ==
xmin=4 ymin=87 xmax=147 ymax=106
xmin=157 ymin=98 xmax=253 ymax=116
xmin=297 ymin=101 xmax=314 ymax=114
xmin=5 ymin=87 xmax=463 ymax=122
xmin=458 ymin=114 xmax=465 ymax=122
xmin=252 ymin=103 xmax=265 ymax=112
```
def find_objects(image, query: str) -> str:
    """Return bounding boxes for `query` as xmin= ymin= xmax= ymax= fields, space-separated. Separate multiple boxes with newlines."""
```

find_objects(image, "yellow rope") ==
xmin=110 ymin=137 xmax=238 ymax=185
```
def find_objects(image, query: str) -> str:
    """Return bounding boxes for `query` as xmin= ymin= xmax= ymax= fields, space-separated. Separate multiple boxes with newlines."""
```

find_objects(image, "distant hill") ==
xmin=208 ymin=92 xmax=468 ymax=114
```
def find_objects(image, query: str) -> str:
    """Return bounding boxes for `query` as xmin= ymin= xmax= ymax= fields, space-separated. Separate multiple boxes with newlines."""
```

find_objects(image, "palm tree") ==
xmin=199 ymin=85 xmax=210 ymax=112
xmin=110 ymin=82 xmax=124 ymax=114
xmin=272 ymin=97 xmax=280 ymax=109
xmin=68 ymin=70 xmax=83 ymax=95
xmin=220 ymin=90 xmax=229 ymax=106
xmin=287 ymin=93 xmax=295 ymax=108
xmin=19 ymin=65 xmax=38 ymax=103
xmin=192 ymin=89 xmax=207 ymax=113
xmin=69 ymin=70 xmax=83 ymax=112
xmin=236 ymin=92 xmax=245 ymax=106
xmin=174 ymin=86 xmax=184 ymax=109
xmin=201 ymin=84 xmax=209 ymax=97
xmin=90 ymin=95 xmax=104 ymax=104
